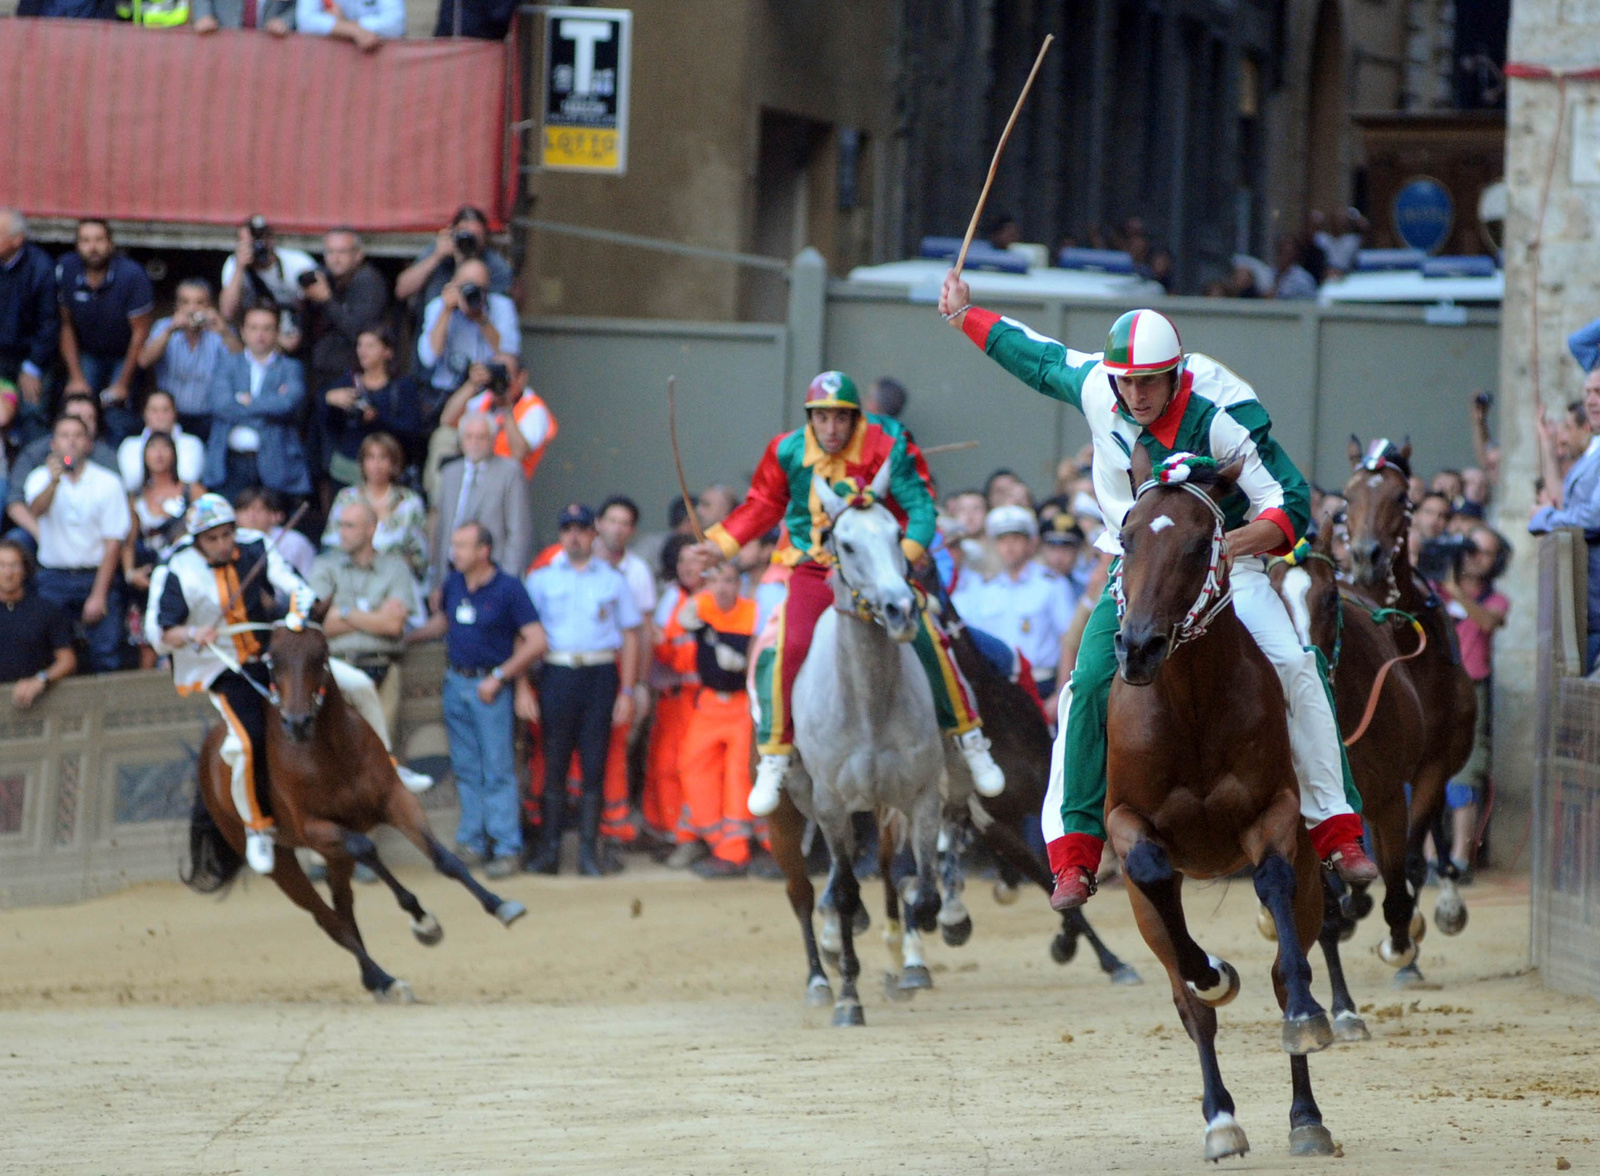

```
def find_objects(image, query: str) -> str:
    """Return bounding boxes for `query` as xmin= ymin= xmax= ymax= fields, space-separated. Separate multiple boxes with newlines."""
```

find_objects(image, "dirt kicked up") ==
xmin=0 ymin=866 xmax=1594 ymax=1175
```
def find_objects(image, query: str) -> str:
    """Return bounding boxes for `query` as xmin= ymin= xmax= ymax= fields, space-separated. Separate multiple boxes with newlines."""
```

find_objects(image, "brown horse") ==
xmin=1107 ymin=453 xmax=1336 ymax=1161
xmin=1272 ymin=508 xmax=1428 ymax=1031
xmin=185 ymin=603 xmax=526 ymax=1001
xmin=1341 ymin=438 xmax=1477 ymax=956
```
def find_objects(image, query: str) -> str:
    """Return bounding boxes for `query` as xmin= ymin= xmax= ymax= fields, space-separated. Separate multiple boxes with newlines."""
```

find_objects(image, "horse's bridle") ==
xmin=1113 ymin=479 xmax=1234 ymax=652
xmin=1354 ymin=453 xmax=1414 ymax=607
xmin=215 ymin=618 xmax=329 ymax=713
xmin=822 ymin=515 xmax=920 ymax=630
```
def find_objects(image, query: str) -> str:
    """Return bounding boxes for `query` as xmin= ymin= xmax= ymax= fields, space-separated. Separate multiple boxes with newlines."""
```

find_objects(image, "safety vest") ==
xmin=465 ymin=390 xmax=559 ymax=480
xmin=117 ymin=0 xmax=191 ymax=26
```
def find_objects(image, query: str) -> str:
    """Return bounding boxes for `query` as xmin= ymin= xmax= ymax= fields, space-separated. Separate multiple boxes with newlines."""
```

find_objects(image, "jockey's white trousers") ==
xmin=1041 ymin=557 xmax=1354 ymax=845
xmin=214 ymin=658 xmax=396 ymax=830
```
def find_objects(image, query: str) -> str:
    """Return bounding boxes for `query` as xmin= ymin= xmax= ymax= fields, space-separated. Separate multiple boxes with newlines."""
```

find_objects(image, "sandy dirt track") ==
xmin=0 ymin=863 xmax=1595 ymax=1175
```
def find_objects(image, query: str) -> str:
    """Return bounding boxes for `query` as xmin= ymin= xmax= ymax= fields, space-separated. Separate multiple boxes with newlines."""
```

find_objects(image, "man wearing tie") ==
xmin=190 ymin=0 xmax=294 ymax=32
xmin=202 ymin=305 xmax=310 ymax=502
xmin=1531 ymin=366 xmax=1600 ymax=670
xmin=430 ymin=412 xmax=530 ymax=592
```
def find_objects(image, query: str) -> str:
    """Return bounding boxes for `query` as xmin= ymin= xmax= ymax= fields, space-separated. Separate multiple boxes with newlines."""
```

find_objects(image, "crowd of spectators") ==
xmin=14 ymin=0 xmax=517 ymax=44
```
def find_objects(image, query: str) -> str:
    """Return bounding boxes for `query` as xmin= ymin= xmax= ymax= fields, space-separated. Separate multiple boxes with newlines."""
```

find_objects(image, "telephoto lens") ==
xmin=453 ymin=229 xmax=480 ymax=258
xmin=460 ymin=282 xmax=485 ymax=312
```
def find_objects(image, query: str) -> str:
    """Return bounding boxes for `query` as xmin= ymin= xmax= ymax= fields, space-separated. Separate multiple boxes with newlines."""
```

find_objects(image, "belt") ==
xmin=41 ymin=565 xmax=101 ymax=575
xmin=448 ymin=664 xmax=500 ymax=678
xmin=545 ymin=650 xmax=617 ymax=668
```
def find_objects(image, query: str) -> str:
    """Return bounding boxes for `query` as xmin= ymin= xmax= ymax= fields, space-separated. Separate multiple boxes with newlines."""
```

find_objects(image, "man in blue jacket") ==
xmin=204 ymin=305 xmax=310 ymax=501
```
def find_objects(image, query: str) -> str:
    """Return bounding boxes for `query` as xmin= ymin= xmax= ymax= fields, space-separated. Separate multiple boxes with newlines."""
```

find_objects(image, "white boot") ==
xmin=748 ymin=753 xmax=791 ymax=817
xmin=245 ymin=828 xmax=276 ymax=874
xmin=394 ymin=763 xmax=435 ymax=793
xmin=955 ymin=729 xmax=1005 ymax=797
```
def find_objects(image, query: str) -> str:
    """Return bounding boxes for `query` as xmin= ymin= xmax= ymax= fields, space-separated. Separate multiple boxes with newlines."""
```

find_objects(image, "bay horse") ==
xmin=1108 ymin=451 xmax=1337 ymax=1161
xmin=185 ymin=602 xmax=526 ymax=1001
xmin=765 ymin=463 xmax=945 ymax=1027
xmin=1272 ymin=506 xmax=1429 ymax=1032
xmin=1341 ymin=438 xmax=1476 ymax=951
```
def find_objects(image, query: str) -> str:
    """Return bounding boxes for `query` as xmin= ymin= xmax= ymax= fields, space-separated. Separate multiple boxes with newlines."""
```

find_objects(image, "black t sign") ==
xmin=542 ymin=8 xmax=631 ymax=175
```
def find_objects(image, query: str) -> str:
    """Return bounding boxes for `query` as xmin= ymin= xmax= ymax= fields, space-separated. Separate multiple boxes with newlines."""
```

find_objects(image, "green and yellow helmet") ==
xmin=803 ymin=371 xmax=862 ymax=412
xmin=1102 ymin=309 xmax=1184 ymax=376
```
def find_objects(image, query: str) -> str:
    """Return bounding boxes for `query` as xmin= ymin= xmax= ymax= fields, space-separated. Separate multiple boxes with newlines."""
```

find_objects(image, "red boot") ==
xmin=1322 ymin=840 xmax=1379 ymax=883
xmin=1050 ymin=867 xmax=1097 ymax=911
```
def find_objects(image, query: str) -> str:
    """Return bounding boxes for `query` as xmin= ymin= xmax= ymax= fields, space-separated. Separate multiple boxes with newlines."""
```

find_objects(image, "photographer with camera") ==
xmin=321 ymin=328 xmax=423 ymax=486
xmin=395 ymin=207 xmax=514 ymax=308
xmin=416 ymin=257 xmax=519 ymax=401
xmin=219 ymin=216 xmax=314 ymax=351
xmin=433 ymin=351 xmax=554 ymax=485
xmin=301 ymin=228 xmax=388 ymax=397
xmin=137 ymin=278 xmax=238 ymax=442
xmin=1531 ymin=367 xmax=1600 ymax=671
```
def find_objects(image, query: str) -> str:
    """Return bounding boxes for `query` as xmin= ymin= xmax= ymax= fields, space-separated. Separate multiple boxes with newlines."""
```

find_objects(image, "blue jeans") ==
xmin=442 ymin=669 xmax=521 ymax=858
xmin=79 ymin=355 xmax=138 ymax=445
xmin=35 ymin=566 xmax=122 ymax=673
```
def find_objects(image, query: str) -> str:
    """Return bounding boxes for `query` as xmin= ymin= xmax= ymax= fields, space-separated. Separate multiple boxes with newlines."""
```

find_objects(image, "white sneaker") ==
xmin=395 ymin=764 xmax=435 ymax=793
xmin=955 ymin=730 xmax=1005 ymax=797
xmin=748 ymin=754 xmax=791 ymax=817
xmin=245 ymin=828 xmax=276 ymax=874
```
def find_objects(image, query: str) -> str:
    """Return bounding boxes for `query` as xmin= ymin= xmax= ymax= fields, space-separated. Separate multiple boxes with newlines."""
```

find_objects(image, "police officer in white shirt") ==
xmin=957 ymin=504 xmax=1078 ymax=702
xmin=523 ymin=504 xmax=645 ymax=876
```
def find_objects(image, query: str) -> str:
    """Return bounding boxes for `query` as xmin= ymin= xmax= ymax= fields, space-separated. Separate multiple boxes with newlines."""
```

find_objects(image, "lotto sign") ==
xmin=542 ymin=8 xmax=631 ymax=174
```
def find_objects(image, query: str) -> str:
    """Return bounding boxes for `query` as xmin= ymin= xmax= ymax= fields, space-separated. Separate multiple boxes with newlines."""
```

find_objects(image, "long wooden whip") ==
xmin=952 ymin=35 xmax=1055 ymax=277
xmin=667 ymin=376 xmax=707 ymax=544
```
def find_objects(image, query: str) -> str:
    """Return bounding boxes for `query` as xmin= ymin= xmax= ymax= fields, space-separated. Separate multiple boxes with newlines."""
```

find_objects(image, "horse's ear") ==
xmin=1129 ymin=443 xmax=1154 ymax=492
xmin=812 ymin=473 xmax=846 ymax=520
xmin=309 ymin=596 xmax=333 ymax=625
xmin=1347 ymin=435 xmax=1363 ymax=468
xmin=1214 ymin=457 xmax=1246 ymax=493
xmin=868 ymin=454 xmax=893 ymax=502
xmin=1399 ymin=436 xmax=1412 ymax=462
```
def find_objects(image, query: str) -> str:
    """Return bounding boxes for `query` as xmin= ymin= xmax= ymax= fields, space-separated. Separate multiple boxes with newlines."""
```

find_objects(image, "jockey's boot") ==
xmin=748 ymin=753 xmax=791 ymax=817
xmin=393 ymin=761 xmax=434 ymax=793
xmin=1322 ymin=839 xmax=1380 ymax=884
xmin=954 ymin=729 xmax=1006 ymax=797
xmin=1049 ymin=866 xmax=1097 ymax=912
xmin=577 ymin=790 xmax=607 ymax=878
xmin=245 ymin=826 xmax=276 ymax=875
xmin=525 ymin=786 xmax=565 ymax=875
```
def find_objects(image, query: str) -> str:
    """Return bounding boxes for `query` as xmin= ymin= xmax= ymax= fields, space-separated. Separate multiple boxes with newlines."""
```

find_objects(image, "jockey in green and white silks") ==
xmin=939 ymin=282 xmax=1376 ymax=909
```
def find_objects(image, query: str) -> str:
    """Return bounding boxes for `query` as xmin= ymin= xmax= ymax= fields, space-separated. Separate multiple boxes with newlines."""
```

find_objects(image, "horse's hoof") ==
xmin=494 ymin=900 xmax=526 ymax=928
xmin=1410 ymin=911 xmax=1428 ymax=943
xmin=1109 ymin=963 xmax=1143 ymax=987
xmin=411 ymin=913 xmax=444 ymax=947
xmin=1204 ymin=1113 xmax=1250 ymax=1162
xmin=1282 ymin=1012 xmax=1335 ymax=1055
xmin=1350 ymin=888 xmax=1375 ymax=920
xmin=939 ymin=916 xmax=973 ymax=947
xmin=1434 ymin=898 xmax=1468 ymax=937
xmin=805 ymin=977 xmax=834 ymax=1007
xmin=1392 ymin=962 xmax=1428 ymax=990
xmin=832 ymin=1001 xmax=865 ymax=1028
xmin=899 ymin=964 xmax=933 ymax=991
xmin=1332 ymin=1010 xmax=1371 ymax=1043
xmin=851 ymin=906 xmax=871 ymax=935
xmin=374 ymin=979 xmax=415 ymax=1005
xmin=1050 ymin=932 xmax=1078 ymax=966
xmin=1337 ymin=917 xmax=1358 ymax=943
xmin=820 ymin=947 xmax=841 ymax=970
xmin=1188 ymin=958 xmax=1240 ymax=1008
xmin=993 ymin=880 xmax=1020 ymax=906
xmin=882 ymin=972 xmax=914 ymax=1003
xmin=1289 ymin=1123 xmax=1336 ymax=1156
xmin=1377 ymin=936 xmax=1418 ymax=970
xmin=1256 ymin=904 xmax=1278 ymax=941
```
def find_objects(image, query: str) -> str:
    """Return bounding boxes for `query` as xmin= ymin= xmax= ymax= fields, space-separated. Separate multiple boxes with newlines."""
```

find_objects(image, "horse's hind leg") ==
xmin=301 ymin=816 xmax=443 ymax=948
xmin=383 ymin=788 xmax=526 ymax=928
xmin=814 ymin=808 xmax=865 ymax=1026
xmin=1369 ymin=792 xmax=1424 ymax=978
xmin=1062 ymin=908 xmax=1142 ymax=985
xmin=877 ymin=813 xmax=906 ymax=971
xmin=272 ymin=851 xmax=407 ymax=1001
xmin=894 ymin=791 xmax=942 ymax=994
xmin=769 ymin=795 xmax=831 ymax=1006
xmin=935 ymin=815 xmax=972 ymax=947
xmin=1317 ymin=872 xmax=1370 ymax=1042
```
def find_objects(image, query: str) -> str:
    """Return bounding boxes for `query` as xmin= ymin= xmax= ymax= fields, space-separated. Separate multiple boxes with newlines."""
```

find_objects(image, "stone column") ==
xmin=1493 ymin=0 xmax=1600 ymax=862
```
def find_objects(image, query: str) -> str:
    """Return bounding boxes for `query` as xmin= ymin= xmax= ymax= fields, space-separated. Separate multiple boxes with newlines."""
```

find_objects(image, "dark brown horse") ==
xmin=1271 ymin=508 xmax=1428 ymax=1032
xmin=185 ymin=603 xmax=525 ymax=1001
xmin=1107 ymin=454 xmax=1336 ymax=1161
xmin=1342 ymin=438 xmax=1477 ymax=956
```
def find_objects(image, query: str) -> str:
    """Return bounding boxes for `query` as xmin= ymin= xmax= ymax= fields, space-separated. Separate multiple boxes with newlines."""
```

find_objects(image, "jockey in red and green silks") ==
xmin=693 ymin=370 xmax=1005 ymax=817
xmin=938 ymin=277 xmax=1375 ymax=911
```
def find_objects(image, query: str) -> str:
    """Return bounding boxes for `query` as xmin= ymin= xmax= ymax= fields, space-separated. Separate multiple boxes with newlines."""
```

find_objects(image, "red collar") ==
xmin=1145 ymin=369 xmax=1193 ymax=449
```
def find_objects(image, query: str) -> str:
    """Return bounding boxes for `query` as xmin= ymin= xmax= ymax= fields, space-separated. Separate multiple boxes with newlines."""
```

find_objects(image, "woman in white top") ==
xmin=124 ymin=432 xmax=204 ymax=668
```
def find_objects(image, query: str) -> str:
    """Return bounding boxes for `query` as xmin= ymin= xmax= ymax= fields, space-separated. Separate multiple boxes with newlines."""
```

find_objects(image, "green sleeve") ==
xmin=1226 ymin=401 xmax=1311 ymax=541
xmin=974 ymin=312 xmax=1101 ymax=414
xmin=888 ymin=433 xmax=938 ymax=553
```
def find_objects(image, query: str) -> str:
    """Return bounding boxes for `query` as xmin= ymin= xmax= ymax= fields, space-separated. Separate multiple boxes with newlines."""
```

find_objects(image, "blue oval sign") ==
xmin=1393 ymin=177 xmax=1454 ymax=255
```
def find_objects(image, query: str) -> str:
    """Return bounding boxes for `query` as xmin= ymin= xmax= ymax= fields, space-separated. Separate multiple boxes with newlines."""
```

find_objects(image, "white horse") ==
xmin=786 ymin=462 xmax=947 ymax=1027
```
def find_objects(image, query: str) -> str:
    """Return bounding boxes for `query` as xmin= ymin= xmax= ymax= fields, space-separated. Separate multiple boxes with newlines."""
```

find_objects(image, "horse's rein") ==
xmin=1340 ymin=605 xmax=1427 ymax=747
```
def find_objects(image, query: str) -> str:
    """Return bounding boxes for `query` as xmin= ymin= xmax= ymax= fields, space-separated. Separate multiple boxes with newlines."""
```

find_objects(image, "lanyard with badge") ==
xmin=455 ymin=594 xmax=477 ymax=625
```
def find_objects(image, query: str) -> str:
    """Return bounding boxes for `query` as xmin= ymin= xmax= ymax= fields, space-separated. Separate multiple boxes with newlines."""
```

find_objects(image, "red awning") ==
xmin=0 ymin=18 xmax=513 ymax=232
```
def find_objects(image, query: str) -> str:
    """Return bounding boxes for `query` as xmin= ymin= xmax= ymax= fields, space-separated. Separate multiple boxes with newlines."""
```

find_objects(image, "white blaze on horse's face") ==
xmin=813 ymin=469 xmax=919 ymax=643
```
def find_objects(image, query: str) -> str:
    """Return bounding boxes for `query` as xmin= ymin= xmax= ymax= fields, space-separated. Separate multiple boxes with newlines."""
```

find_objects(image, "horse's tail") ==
xmin=181 ymin=791 xmax=243 ymax=895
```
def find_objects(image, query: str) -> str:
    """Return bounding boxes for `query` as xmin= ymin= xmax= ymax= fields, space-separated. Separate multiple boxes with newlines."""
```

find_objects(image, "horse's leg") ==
xmin=1254 ymin=851 xmax=1334 ymax=1054
xmin=769 ymin=795 xmax=831 ymax=1006
xmin=897 ymin=788 xmax=943 ymax=994
xmin=1273 ymin=840 xmax=1337 ymax=1155
xmin=814 ymin=807 xmax=864 ymax=1027
xmin=300 ymin=816 xmax=443 ymax=947
xmin=1367 ymin=790 xmax=1424 ymax=978
xmin=1316 ymin=871 xmax=1370 ymax=1042
xmin=271 ymin=849 xmax=407 ymax=1000
xmin=877 ymin=811 xmax=907 ymax=972
xmin=1116 ymin=833 xmax=1247 ymax=1162
xmin=1415 ymin=763 xmax=1468 ymax=938
xmin=935 ymin=814 xmax=971 ymax=947
xmin=382 ymin=787 xmax=526 ymax=928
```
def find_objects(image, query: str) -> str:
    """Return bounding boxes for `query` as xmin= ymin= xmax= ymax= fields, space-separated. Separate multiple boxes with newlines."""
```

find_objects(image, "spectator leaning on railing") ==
xmin=295 ymin=0 xmax=403 ymax=50
xmin=1529 ymin=366 xmax=1600 ymax=671
xmin=192 ymin=0 xmax=294 ymax=32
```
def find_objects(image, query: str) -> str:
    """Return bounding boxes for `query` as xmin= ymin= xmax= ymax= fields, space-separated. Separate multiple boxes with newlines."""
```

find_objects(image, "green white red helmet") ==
xmin=1102 ymin=309 xmax=1183 ymax=376
xmin=186 ymin=492 xmax=236 ymax=537
xmin=804 ymin=371 xmax=862 ymax=412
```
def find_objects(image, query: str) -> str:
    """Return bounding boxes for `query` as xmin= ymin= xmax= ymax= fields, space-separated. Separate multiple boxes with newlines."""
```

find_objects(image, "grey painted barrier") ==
xmin=0 ymin=645 xmax=459 ymax=908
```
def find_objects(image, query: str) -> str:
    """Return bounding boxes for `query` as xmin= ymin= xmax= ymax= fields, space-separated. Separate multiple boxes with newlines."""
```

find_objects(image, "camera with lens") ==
xmin=1416 ymin=532 xmax=1476 ymax=582
xmin=453 ymin=229 xmax=481 ymax=259
xmin=247 ymin=215 xmax=273 ymax=268
xmin=459 ymin=282 xmax=485 ymax=313
xmin=484 ymin=361 xmax=510 ymax=395
xmin=296 ymin=268 xmax=323 ymax=290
